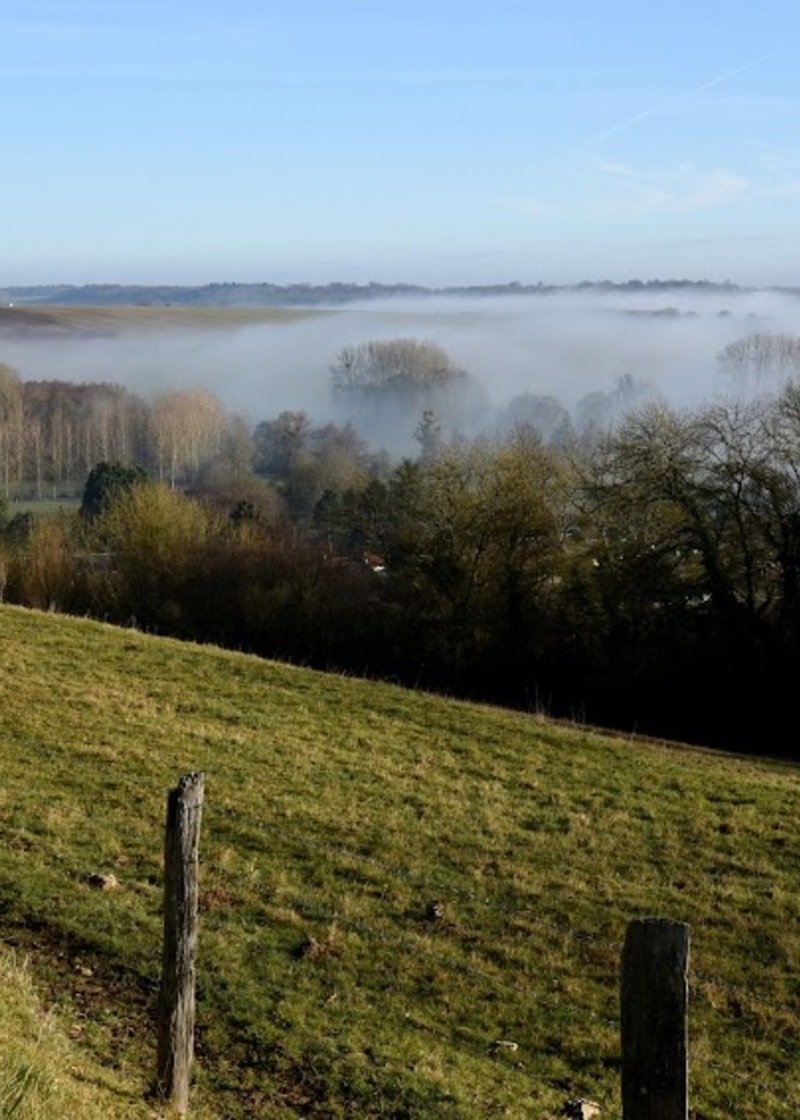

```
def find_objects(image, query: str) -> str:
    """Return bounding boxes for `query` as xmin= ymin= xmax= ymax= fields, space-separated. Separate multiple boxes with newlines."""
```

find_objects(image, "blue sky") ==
xmin=3 ymin=0 xmax=799 ymax=286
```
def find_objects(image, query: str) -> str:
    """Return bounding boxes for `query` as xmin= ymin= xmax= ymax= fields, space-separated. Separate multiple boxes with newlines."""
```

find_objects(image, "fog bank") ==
xmin=2 ymin=290 xmax=798 ymax=447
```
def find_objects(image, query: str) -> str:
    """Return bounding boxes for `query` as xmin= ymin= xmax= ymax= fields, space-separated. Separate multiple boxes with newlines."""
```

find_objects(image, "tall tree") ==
xmin=0 ymin=364 xmax=23 ymax=497
xmin=150 ymin=389 xmax=226 ymax=487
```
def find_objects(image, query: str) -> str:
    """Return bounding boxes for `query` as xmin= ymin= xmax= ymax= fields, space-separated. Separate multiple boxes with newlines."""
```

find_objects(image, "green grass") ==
xmin=0 ymin=605 xmax=798 ymax=1117
xmin=0 ymin=945 xmax=165 ymax=1119
xmin=8 ymin=498 xmax=81 ymax=517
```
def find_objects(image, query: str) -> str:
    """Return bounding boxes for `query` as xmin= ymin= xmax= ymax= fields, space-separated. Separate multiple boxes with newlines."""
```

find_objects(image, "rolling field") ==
xmin=0 ymin=305 xmax=330 ymax=339
xmin=0 ymin=605 xmax=798 ymax=1117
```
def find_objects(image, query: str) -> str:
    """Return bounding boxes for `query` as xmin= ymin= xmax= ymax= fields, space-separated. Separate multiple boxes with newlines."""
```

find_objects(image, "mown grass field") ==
xmin=0 ymin=605 xmax=798 ymax=1118
xmin=9 ymin=498 xmax=81 ymax=517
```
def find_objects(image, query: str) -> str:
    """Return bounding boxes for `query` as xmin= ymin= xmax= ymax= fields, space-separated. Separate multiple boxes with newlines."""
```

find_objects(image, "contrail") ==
xmin=587 ymin=51 xmax=777 ymax=146
xmin=695 ymin=52 xmax=777 ymax=93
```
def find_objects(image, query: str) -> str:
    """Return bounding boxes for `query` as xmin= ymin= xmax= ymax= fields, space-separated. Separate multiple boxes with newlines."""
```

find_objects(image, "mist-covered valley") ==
xmin=3 ymin=287 xmax=800 ymax=756
xmin=2 ymin=288 xmax=798 ymax=453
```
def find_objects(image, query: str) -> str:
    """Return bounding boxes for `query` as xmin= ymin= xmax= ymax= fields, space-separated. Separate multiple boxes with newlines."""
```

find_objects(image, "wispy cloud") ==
xmin=676 ymin=170 xmax=749 ymax=209
xmin=595 ymin=156 xmax=800 ymax=215
xmin=594 ymin=161 xmax=748 ymax=214
xmin=761 ymin=180 xmax=800 ymax=199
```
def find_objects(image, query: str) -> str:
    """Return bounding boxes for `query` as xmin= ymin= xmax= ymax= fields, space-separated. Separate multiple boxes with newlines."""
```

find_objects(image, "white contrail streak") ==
xmin=694 ymin=52 xmax=777 ymax=92
xmin=586 ymin=52 xmax=777 ymax=146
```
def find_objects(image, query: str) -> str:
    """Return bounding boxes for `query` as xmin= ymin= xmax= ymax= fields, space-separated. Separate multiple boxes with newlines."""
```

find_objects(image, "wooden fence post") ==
xmin=621 ymin=917 xmax=690 ymax=1120
xmin=156 ymin=772 xmax=204 ymax=1115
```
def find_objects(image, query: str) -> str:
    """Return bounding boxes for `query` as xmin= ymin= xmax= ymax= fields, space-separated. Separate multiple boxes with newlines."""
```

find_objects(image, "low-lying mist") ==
xmin=2 ymin=289 xmax=798 ymax=453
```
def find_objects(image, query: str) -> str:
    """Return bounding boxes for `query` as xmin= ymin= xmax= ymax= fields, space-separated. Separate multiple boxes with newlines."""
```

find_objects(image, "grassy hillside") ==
xmin=0 ymin=606 xmax=798 ymax=1118
xmin=0 ymin=945 xmax=163 ymax=1120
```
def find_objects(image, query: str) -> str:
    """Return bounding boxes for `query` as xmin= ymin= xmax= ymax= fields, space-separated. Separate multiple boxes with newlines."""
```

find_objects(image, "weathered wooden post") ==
xmin=621 ymin=918 xmax=690 ymax=1120
xmin=157 ymin=772 xmax=204 ymax=1115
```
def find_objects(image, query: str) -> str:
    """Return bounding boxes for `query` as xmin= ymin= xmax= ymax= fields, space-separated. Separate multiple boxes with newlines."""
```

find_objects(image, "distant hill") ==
xmin=2 ymin=277 xmax=790 ymax=309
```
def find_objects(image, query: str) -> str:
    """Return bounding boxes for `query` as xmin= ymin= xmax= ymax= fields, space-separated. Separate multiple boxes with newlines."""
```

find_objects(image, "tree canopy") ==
xmin=80 ymin=460 xmax=149 ymax=520
xmin=331 ymin=338 xmax=465 ymax=399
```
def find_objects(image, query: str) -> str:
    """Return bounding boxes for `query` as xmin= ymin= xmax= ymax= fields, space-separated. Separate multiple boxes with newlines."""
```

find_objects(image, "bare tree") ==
xmin=717 ymin=332 xmax=800 ymax=390
xmin=0 ymin=364 xmax=23 ymax=497
xmin=331 ymin=338 xmax=465 ymax=398
xmin=150 ymin=389 xmax=226 ymax=487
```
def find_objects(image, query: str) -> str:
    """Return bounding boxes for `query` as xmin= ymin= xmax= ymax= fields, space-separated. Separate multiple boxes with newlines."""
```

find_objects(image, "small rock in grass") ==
xmin=86 ymin=872 xmax=120 ymax=891
xmin=491 ymin=1039 xmax=519 ymax=1053
xmin=562 ymin=1099 xmax=600 ymax=1119
xmin=297 ymin=936 xmax=324 ymax=959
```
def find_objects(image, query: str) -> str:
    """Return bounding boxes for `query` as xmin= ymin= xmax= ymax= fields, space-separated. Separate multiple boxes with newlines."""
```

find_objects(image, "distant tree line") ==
xmin=2 ymin=333 xmax=800 ymax=757
xmin=2 ymin=276 xmax=756 ymax=309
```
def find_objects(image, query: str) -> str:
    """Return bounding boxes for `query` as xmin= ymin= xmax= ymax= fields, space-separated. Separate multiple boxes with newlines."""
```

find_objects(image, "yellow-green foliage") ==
xmin=95 ymin=483 xmax=217 ymax=620
xmin=0 ymin=605 xmax=798 ymax=1118
xmin=98 ymin=482 xmax=215 ymax=567
xmin=17 ymin=520 xmax=76 ymax=611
